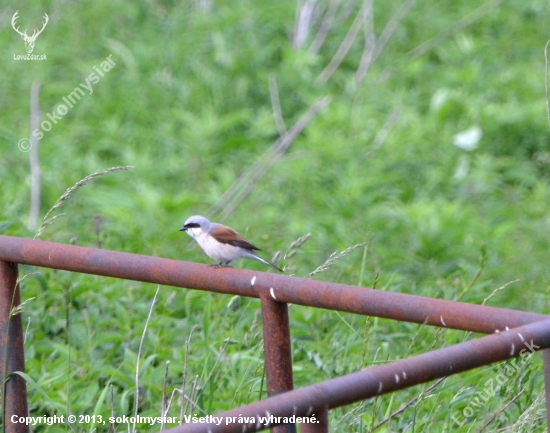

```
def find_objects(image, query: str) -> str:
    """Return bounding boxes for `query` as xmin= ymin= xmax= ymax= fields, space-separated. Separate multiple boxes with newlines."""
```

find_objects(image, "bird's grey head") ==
xmin=179 ymin=215 xmax=212 ymax=238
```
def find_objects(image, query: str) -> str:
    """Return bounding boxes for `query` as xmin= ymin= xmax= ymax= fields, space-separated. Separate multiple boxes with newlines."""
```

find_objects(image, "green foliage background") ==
xmin=2 ymin=0 xmax=550 ymax=431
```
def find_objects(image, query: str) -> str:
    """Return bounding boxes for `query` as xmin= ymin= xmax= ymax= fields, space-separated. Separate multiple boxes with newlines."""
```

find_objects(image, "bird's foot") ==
xmin=210 ymin=262 xmax=233 ymax=268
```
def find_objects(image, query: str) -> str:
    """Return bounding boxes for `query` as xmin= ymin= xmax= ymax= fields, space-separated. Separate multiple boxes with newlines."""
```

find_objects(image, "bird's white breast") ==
xmin=195 ymin=231 xmax=242 ymax=263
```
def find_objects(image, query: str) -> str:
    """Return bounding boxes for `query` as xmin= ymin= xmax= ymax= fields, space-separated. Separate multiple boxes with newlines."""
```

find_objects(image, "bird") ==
xmin=179 ymin=215 xmax=283 ymax=272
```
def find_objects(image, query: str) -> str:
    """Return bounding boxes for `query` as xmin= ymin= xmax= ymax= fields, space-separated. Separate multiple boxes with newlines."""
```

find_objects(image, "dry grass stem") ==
xmin=338 ymin=0 xmax=359 ymax=23
xmin=503 ymin=390 xmax=545 ymax=432
xmin=207 ymin=96 xmax=330 ymax=220
xmin=455 ymin=249 xmax=486 ymax=302
xmin=28 ymin=81 xmax=41 ymax=231
xmin=293 ymin=0 xmax=317 ymax=49
xmin=317 ymin=0 xmax=366 ymax=85
xmin=268 ymin=74 xmax=287 ymax=136
xmin=369 ymin=377 xmax=446 ymax=432
xmin=182 ymin=375 xmax=202 ymax=421
xmin=371 ymin=269 xmax=379 ymax=289
xmin=371 ymin=109 xmax=401 ymax=150
xmin=308 ymin=0 xmax=341 ymax=55
xmin=357 ymin=0 xmax=417 ymax=83
xmin=161 ymin=360 xmax=170 ymax=430
xmin=482 ymin=279 xmax=519 ymax=305
xmin=354 ymin=0 xmax=375 ymax=83
xmin=164 ymin=389 xmax=180 ymax=420
xmin=180 ymin=325 xmax=198 ymax=424
xmin=272 ymin=233 xmax=311 ymax=270
xmin=109 ymin=384 xmax=116 ymax=433
xmin=33 ymin=214 xmax=66 ymax=240
xmin=545 ymin=40 xmax=550 ymax=131
xmin=24 ymin=317 xmax=31 ymax=345
xmin=289 ymin=233 xmax=311 ymax=250
xmin=16 ymin=272 xmax=41 ymax=285
xmin=363 ymin=0 xmax=416 ymax=78
xmin=428 ymin=327 xmax=445 ymax=352
xmin=306 ymin=241 xmax=368 ymax=279
xmin=133 ymin=285 xmax=160 ymax=433
xmin=407 ymin=0 xmax=504 ymax=60
xmin=480 ymin=388 xmax=524 ymax=431
xmin=10 ymin=297 xmax=35 ymax=317
xmin=34 ymin=165 xmax=133 ymax=239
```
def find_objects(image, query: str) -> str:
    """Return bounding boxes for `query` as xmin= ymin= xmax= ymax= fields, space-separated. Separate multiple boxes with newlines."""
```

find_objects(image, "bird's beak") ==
xmin=179 ymin=226 xmax=187 ymax=232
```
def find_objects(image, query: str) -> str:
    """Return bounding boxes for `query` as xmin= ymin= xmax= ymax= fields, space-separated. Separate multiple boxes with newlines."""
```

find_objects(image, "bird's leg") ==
xmin=209 ymin=262 xmax=233 ymax=268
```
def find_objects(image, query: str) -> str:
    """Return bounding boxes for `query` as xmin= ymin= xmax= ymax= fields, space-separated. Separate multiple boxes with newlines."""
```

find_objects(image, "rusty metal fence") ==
xmin=1 ymin=235 xmax=550 ymax=433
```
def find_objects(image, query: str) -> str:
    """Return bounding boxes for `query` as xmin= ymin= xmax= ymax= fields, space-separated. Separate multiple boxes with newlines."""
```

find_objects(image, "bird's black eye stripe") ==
xmin=184 ymin=223 xmax=201 ymax=228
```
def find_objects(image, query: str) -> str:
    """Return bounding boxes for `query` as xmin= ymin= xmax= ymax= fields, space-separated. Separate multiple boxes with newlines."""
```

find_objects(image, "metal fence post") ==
xmin=543 ymin=349 xmax=550 ymax=429
xmin=0 ymin=261 xmax=29 ymax=433
xmin=299 ymin=406 xmax=328 ymax=433
xmin=260 ymin=292 xmax=296 ymax=433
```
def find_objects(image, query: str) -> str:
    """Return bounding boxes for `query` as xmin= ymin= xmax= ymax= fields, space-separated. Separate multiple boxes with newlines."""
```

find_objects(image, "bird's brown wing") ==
xmin=210 ymin=224 xmax=261 ymax=251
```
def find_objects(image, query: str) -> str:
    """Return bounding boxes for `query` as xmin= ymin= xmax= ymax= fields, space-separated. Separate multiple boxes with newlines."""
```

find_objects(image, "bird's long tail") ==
xmin=251 ymin=255 xmax=284 ymax=272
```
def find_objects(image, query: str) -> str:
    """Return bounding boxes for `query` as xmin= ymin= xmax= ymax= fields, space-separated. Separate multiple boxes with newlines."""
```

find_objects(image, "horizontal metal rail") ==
xmin=2 ymin=236 xmax=550 ymax=432
xmin=0 ymin=235 xmax=547 ymax=334
xmin=162 ymin=319 xmax=550 ymax=432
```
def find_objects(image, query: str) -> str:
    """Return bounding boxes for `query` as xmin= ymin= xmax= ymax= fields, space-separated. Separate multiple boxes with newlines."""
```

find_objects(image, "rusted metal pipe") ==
xmin=0 ymin=236 xmax=546 ymax=335
xmin=543 ymin=349 xmax=550 ymax=428
xmin=0 ymin=261 xmax=29 ymax=433
xmin=299 ymin=406 xmax=328 ymax=433
xmin=162 ymin=319 xmax=550 ymax=433
xmin=259 ymin=293 xmax=295 ymax=433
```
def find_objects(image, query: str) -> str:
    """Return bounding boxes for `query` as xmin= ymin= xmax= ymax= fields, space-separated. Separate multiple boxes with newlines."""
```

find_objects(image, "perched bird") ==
xmin=180 ymin=215 xmax=283 ymax=272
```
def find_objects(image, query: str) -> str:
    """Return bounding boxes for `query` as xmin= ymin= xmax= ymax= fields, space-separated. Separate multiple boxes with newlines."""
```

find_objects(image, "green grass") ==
xmin=2 ymin=0 xmax=550 ymax=431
